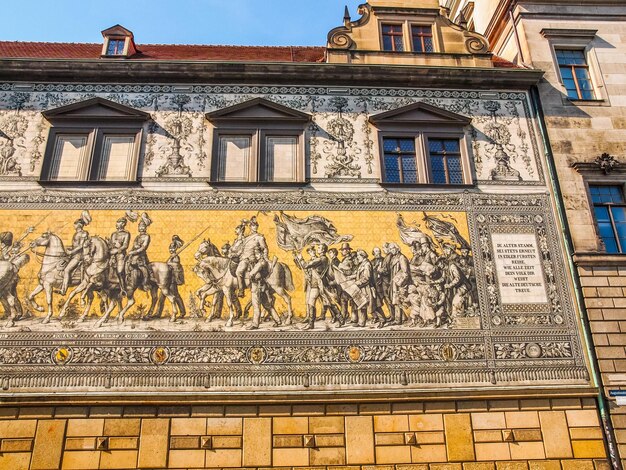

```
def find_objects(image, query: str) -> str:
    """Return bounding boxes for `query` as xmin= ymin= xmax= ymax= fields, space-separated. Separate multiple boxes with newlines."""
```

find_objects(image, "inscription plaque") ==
xmin=492 ymin=233 xmax=547 ymax=304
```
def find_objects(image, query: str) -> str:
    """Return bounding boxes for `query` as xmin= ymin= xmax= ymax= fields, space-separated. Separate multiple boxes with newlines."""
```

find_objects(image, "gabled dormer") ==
xmin=326 ymin=0 xmax=491 ymax=67
xmin=101 ymin=24 xmax=138 ymax=58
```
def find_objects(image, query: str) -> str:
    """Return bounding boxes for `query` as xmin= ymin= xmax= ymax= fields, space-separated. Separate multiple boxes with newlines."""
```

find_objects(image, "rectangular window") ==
xmin=411 ymin=25 xmax=434 ymax=53
xmin=383 ymin=138 xmax=418 ymax=184
xmin=106 ymin=39 xmax=126 ymax=56
xmin=49 ymin=134 xmax=90 ymax=181
xmin=217 ymin=136 xmax=251 ymax=182
xmin=382 ymin=24 xmax=404 ymax=52
xmin=590 ymin=185 xmax=626 ymax=253
xmin=96 ymin=135 xmax=136 ymax=181
xmin=555 ymin=49 xmax=595 ymax=100
xmin=264 ymin=136 xmax=297 ymax=182
xmin=428 ymin=138 xmax=464 ymax=184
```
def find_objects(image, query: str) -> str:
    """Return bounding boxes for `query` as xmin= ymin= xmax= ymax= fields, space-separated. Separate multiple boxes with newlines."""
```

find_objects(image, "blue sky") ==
xmin=3 ymin=1 xmax=366 ymax=46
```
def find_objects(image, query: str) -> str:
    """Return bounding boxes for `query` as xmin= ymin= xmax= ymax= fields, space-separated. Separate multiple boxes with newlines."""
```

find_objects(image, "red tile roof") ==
xmin=0 ymin=41 xmax=327 ymax=63
xmin=491 ymin=55 xmax=520 ymax=68
xmin=0 ymin=41 xmax=519 ymax=68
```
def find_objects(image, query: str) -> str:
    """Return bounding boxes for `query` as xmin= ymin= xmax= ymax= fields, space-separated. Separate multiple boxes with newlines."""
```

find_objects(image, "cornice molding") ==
xmin=0 ymin=59 xmax=543 ymax=89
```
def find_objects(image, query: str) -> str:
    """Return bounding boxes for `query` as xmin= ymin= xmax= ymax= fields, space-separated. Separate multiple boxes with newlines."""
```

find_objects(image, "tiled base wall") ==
xmin=578 ymin=263 xmax=626 ymax=468
xmin=0 ymin=398 xmax=608 ymax=470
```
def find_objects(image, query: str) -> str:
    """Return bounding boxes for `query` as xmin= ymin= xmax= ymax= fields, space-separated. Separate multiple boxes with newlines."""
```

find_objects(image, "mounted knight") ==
xmin=126 ymin=212 xmax=152 ymax=290
xmin=235 ymin=216 xmax=269 ymax=298
xmin=109 ymin=212 xmax=134 ymax=293
xmin=60 ymin=211 xmax=91 ymax=295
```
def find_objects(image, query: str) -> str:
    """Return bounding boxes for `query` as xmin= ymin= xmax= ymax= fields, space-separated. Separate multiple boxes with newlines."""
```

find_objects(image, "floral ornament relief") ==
xmin=156 ymin=95 xmax=193 ymax=177
xmin=0 ymin=93 xmax=31 ymax=177
xmin=482 ymin=100 xmax=523 ymax=181
xmin=323 ymin=97 xmax=362 ymax=178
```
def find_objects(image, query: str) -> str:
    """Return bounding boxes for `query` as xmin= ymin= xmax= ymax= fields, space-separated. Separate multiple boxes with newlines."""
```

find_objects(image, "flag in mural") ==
xmin=273 ymin=212 xmax=352 ymax=251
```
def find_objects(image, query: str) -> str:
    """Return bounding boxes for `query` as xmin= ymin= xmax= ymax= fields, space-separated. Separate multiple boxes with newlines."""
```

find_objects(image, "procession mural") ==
xmin=0 ymin=208 xmax=478 ymax=332
xmin=0 ymin=84 xmax=542 ymax=183
xmin=0 ymin=191 xmax=588 ymax=392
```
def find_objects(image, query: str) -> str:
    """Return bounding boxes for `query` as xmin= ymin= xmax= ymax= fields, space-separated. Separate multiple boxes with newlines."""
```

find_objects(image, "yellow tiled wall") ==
xmin=0 ymin=399 xmax=609 ymax=469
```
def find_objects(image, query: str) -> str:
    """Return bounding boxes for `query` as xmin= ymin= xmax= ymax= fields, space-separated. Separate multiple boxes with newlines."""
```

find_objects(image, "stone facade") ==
xmin=0 ymin=1 xmax=614 ymax=468
xmin=443 ymin=0 xmax=626 ymax=467
xmin=0 ymin=399 xmax=610 ymax=469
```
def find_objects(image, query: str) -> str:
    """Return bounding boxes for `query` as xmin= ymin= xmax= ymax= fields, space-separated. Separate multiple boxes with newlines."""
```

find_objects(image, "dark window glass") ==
xmin=383 ymin=138 xmax=417 ymax=183
xmin=381 ymin=24 xmax=404 ymax=52
xmin=590 ymin=185 xmax=626 ymax=253
xmin=555 ymin=49 xmax=595 ymax=100
xmin=428 ymin=138 xmax=464 ymax=184
xmin=106 ymin=39 xmax=126 ymax=55
xmin=411 ymin=25 xmax=434 ymax=53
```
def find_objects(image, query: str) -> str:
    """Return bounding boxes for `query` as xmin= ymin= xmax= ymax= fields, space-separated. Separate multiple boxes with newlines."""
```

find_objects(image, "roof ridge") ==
xmin=0 ymin=40 xmax=324 ymax=49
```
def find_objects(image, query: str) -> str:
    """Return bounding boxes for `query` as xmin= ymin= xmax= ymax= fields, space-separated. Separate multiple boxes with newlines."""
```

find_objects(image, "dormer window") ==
xmin=101 ymin=24 xmax=137 ymax=58
xmin=106 ymin=38 xmax=126 ymax=56
xmin=411 ymin=25 xmax=434 ymax=53
xmin=381 ymin=24 xmax=404 ymax=51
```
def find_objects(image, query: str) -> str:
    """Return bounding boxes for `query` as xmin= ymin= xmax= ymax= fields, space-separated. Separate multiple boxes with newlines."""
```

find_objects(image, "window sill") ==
xmin=563 ymin=97 xmax=609 ymax=107
xmin=573 ymin=251 xmax=626 ymax=266
xmin=39 ymin=180 xmax=142 ymax=188
xmin=209 ymin=181 xmax=308 ymax=189
xmin=380 ymin=182 xmax=474 ymax=190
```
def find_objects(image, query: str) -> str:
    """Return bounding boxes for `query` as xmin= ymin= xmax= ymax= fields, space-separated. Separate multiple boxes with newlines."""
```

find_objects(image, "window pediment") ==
xmin=370 ymin=101 xmax=471 ymax=126
xmin=43 ymin=98 xmax=150 ymax=122
xmin=206 ymin=98 xmax=311 ymax=123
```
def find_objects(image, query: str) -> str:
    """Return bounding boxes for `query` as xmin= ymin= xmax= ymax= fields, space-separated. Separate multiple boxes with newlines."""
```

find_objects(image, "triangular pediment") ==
xmin=369 ymin=102 xmax=471 ymax=126
xmin=206 ymin=98 xmax=311 ymax=122
xmin=101 ymin=24 xmax=134 ymax=38
xmin=43 ymin=98 xmax=150 ymax=121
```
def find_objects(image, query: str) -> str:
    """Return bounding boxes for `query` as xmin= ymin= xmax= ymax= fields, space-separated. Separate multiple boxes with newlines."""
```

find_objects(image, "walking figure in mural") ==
xmin=0 ymin=249 xmax=30 ymax=328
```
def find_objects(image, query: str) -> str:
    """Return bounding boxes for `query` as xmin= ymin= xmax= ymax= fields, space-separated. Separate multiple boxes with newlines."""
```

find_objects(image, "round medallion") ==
xmin=51 ymin=346 xmax=72 ymax=365
xmin=346 ymin=345 xmax=364 ymax=363
xmin=476 ymin=215 xmax=486 ymax=223
xmin=492 ymin=316 xmax=502 ymax=326
xmin=150 ymin=346 xmax=170 ymax=365
xmin=534 ymin=215 xmax=544 ymax=224
xmin=439 ymin=343 xmax=457 ymax=362
xmin=525 ymin=343 xmax=543 ymax=358
xmin=554 ymin=314 xmax=564 ymax=325
xmin=247 ymin=346 xmax=267 ymax=365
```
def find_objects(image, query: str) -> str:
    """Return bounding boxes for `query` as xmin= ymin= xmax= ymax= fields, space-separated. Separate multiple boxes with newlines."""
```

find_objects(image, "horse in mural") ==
xmin=27 ymin=231 xmax=185 ymax=326
xmin=109 ymin=258 xmax=186 ymax=327
xmin=28 ymin=232 xmax=121 ymax=324
xmin=58 ymin=236 xmax=123 ymax=325
xmin=27 ymin=231 xmax=85 ymax=323
xmin=194 ymin=240 xmax=295 ymax=327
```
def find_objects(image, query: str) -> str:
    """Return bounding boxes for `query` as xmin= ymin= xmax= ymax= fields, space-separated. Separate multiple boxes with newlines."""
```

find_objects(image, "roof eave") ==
xmin=0 ymin=58 xmax=544 ymax=89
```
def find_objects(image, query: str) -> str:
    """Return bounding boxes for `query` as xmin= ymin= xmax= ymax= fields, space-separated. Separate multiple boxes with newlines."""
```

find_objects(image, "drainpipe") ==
xmin=529 ymin=85 xmax=622 ymax=470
